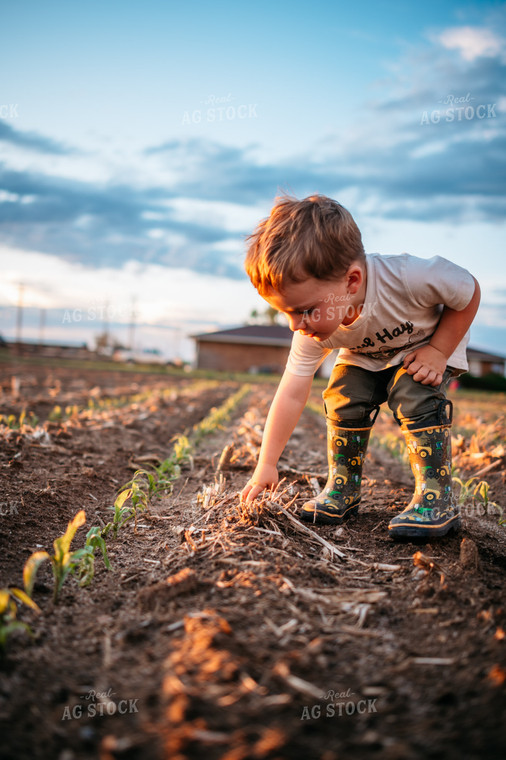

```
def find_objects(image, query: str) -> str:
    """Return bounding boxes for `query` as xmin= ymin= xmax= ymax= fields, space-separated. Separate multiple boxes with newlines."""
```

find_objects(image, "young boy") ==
xmin=240 ymin=195 xmax=480 ymax=538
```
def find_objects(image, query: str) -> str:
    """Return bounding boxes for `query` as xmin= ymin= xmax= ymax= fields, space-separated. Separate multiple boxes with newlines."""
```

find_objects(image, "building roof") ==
xmin=467 ymin=347 xmax=505 ymax=363
xmin=193 ymin=328 xmax=505 ymax=363
xmin=192 ymin=324 xmax=293 ymax=347
xmin=3 ymin=339 xmax=89 ymax=349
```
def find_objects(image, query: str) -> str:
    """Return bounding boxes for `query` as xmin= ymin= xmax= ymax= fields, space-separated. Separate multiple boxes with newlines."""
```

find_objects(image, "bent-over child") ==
xmin=240 ymin=195 xmax=480 ymax=538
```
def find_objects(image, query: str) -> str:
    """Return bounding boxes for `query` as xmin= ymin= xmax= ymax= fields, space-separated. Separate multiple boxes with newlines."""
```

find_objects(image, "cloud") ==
xmin=0 ymin=121 xmax=77 ymax=155
xmin=311 ymin=12 xmax=506 ymax=223
xmin=0 ymin=8 xmax=505 ymax=280
xmin=144 ymin=138 xmax=348 ymax=203
xmin=0 ymin=161 xmax=245 ymax=276
xmin=438 ymin=26 xmax=505 ymax=63
xmin=140 ymin=13 xmax=506 ymax=225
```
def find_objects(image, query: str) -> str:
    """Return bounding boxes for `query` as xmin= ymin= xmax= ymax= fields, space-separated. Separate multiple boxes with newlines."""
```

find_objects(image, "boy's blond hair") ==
xmin=245 ymin=194 xmax=365 ymax=295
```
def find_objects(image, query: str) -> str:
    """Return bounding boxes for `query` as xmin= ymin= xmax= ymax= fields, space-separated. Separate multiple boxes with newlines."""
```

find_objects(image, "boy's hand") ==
xmin=403 ymin=344 xmax=447 ymax=387
xmin=240 ymin=463 xmax=279 ymax=503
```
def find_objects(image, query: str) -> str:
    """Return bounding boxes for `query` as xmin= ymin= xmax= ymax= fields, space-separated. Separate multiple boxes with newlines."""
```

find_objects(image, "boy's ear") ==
xmin=346 ymin=263 xmax=364 ymax=294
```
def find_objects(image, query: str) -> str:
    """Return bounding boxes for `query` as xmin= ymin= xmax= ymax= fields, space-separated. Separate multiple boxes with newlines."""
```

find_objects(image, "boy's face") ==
xmin=263 ymin=270 xmax=362 ymax=341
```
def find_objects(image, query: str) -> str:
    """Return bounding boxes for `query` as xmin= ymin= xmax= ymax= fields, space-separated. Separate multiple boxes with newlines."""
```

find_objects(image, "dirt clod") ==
xmin=459 ymin=537 xmax=480 ymax=571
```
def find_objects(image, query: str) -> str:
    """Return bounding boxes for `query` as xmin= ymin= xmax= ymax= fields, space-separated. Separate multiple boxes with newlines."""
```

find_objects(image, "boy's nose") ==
xmin=289 ymin=314 xmax=306 ymax=331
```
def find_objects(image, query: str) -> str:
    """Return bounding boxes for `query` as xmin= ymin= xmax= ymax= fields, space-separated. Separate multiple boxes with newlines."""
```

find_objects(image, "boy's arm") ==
xmin=241 ymin=369 xmax=314 ymax=503
xmin=404 ymin=277 xmax=481 ymax=387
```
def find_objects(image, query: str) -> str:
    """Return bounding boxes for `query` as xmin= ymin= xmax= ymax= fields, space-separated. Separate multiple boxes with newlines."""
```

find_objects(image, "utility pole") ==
xmin=103 ymin=300 xmax=109 ymax=341
xmin=16 ymin=283 xmax=24 ymax=353
xmin=128 ymin=296 xmax=136 ymax=350
xmin=39 ymin=307 xmax=46 ymax=345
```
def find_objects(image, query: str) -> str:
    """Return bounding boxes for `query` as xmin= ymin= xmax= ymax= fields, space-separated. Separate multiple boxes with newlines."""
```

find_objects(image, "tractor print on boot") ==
xmin=388 ymin=423 xmax=460 ymax=539
xmin=300 ymin=422 xmax=372 ymax=525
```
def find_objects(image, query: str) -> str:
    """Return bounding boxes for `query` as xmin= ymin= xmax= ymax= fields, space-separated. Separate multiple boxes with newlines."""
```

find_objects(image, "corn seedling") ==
xmin=153 ymin=434 xmax=193 ymax=486
xmin=76 ymin=527 xmax=112 ymax=586
xmin=117 ymin=472 xmax=154 ymax=532
xmin=48 ymin=405 xmax=63 ymax=421
xmin=24 ymin=510 xmax=87 ymax=603
xmin=81 ymin=379 xmax=217 ymax=419
xmin=370 ymin=431 xmax=407 ymax=463
xmin=0 ymin=410 xmax=39 ymax=429
xmin=453 ymin=475 xmax=486 ymax=505
xmin=115 ymin=464 xmax=176 ymax=531
xmin=112 ymin=433 xmax=196 ymax=533
xmin=105 ymin=386 xmax=250 ymax=538
xmin=1 ymin=414 xmax=18 ymax=429
xmin=0 ymin=587 xmax=40 ymax=650
xmin=64 ymin=404 xmax=79 ymax=420
xmin=103 ymin=490 xmax=136 ymax=539
xmin=170 ymin=433 xmax=193 ymax=469
xmin=452 ymin=473 xmax=503 ymax=524
xmin=191 ymin=386 xmax=250 ymax=444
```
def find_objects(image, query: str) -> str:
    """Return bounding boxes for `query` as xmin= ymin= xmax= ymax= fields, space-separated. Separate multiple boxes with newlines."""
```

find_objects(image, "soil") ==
xmin=0 ymin=361 xmax=505 ymax=760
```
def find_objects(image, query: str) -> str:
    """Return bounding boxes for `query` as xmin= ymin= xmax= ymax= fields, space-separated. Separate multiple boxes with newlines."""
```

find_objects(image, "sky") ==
xmin=0 ymin=0 xmax=505 ymax=362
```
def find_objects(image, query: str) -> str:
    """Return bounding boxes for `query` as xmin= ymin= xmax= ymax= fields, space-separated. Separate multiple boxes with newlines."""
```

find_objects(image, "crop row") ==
xmin=0 ymin=384 xmax=251 ymax=651
xmin=0 ymin=379 xmax=221 ymax=429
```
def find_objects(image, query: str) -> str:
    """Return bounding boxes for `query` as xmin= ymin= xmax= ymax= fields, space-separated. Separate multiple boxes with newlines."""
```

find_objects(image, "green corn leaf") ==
xmin=85 ymin=526 xmax=101 ymax=541
xmin=0 ymin=620 xmax=33 ymax=649
xmin=84 ymin=528 xmax=111 ymax=570
xmin=68 ymin=548 xmax=89 ymax=563
xmin=78 ymin=555 xmax=96 ymax=587
xmin=90 ymin=537 xmax=111 ymax=569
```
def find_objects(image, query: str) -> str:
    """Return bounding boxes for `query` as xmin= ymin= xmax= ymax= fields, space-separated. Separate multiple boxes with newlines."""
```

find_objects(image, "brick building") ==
xmin=192 ymin=325 xmax=293 ymax=374
xmin=467 ymin=347 xmax=505 ymax=377
xmin=193 ymin=326 xmax=505 ymax=379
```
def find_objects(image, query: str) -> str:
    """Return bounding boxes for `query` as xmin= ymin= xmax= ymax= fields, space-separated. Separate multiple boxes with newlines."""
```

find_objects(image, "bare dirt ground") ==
xmin=0 ymin=361 xmax=505 ymax=760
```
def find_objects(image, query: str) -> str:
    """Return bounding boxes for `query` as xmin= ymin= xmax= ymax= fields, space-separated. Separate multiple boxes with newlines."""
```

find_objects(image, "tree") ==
xmin=248 ymin=306 xmax=281 ymax=325
xmin=95 ymin=331 xmax=122 ymax=355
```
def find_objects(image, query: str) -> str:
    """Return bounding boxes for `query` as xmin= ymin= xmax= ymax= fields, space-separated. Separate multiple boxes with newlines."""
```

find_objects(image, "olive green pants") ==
xmin=323 ymin=363 xmax=458 ymax=429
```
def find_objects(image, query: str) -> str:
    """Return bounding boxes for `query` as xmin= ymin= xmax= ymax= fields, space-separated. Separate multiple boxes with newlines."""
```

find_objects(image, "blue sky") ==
xmin=0 ymin=0 xmax=505 ymax=361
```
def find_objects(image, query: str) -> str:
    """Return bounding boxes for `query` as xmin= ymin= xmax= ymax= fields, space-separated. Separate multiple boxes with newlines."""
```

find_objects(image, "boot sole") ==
xmin=299 ymin=502 xmax=359 ymax=525
xmin=388 ymin=515 xmax=461 ymax=539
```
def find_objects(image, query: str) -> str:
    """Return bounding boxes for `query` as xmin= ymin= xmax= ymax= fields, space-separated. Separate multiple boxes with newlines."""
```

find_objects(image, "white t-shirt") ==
xmin=286 ymin=253 xmax=476 ymax=376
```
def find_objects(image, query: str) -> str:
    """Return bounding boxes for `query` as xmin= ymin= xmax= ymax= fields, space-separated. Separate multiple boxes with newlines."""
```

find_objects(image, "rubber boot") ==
xmin=299 ymin=419 xmax=374 ymax=525
xmin=388 ymin=402 xmax=460 ymax=539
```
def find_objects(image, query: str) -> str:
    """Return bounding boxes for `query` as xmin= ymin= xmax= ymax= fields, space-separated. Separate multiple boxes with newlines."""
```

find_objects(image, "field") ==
xmin=0 ymin=359 xmax=505 ymax=760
